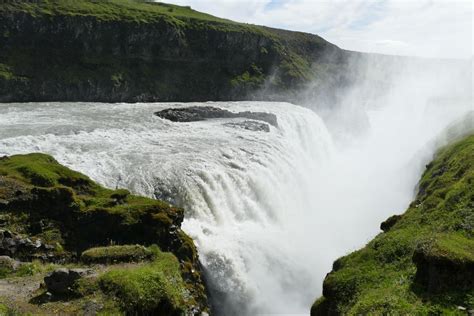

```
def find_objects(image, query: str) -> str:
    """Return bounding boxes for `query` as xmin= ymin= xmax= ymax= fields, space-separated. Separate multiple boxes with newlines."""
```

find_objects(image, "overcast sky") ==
xmin=158 ymin=0 xmax=473 ymax=59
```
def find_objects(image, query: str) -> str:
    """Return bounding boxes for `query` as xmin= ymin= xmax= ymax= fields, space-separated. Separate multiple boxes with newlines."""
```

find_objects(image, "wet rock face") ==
xmin=155 ymin=106 xmax=278 ymax=127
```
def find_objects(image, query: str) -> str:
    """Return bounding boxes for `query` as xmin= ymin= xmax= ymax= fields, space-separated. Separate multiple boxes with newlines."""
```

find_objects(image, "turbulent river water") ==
xmin=0 ymin=100 xmax=470 ymax=315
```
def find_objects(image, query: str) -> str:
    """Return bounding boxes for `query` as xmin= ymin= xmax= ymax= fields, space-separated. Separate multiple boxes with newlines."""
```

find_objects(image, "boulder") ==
xmin=44 ymin=268 xmax=93 ymax=295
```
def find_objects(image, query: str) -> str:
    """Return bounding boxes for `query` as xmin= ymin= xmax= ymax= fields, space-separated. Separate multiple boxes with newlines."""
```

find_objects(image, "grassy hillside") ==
xmin=0 ymin=153 xmax=208 ymax=314
xmin=0 ymin=0 xmax=345 ymax=103
xmin=312 ymin=134 xmax=474 ymax=315
xmin=1 ymin=0 xmax=240 ymax=25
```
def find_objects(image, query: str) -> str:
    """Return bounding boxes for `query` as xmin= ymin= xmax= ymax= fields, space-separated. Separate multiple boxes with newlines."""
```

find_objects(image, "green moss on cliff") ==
xmin=312 ymin=134 xmax=474 ymax=315
xmin=0 ymin=0 xmax=340 ymax=102
xmin=0 ymin=64 xmax=15 ymax=80
xmin=0 ymin=153 xmax=208 ymax=313
xmin=230 ymin=64 xmax=266 ymax=92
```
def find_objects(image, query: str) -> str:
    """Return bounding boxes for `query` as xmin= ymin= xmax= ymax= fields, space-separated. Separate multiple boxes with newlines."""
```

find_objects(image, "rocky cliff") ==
xmin=0 ymin=0 xmax=348 ymax=103
xmin=0 ymin=153 xmax=209 ymax=315
xmin=311 ymin=132 xmax=474 ymax=315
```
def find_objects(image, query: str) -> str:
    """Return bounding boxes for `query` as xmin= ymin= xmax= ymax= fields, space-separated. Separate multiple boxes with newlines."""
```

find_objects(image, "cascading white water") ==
xmin=0 ymin=101 xmax=336 ymax=314
xmin=0 ymin=98 xmax=470 ymax=315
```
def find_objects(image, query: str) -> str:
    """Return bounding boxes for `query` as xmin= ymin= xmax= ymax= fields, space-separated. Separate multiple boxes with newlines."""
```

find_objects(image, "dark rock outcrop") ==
xmin=44 ymin=268 xmax=93 ymax=295
xmin=0 ymin=229 xmax=56 ymax=262
xmin=380 ymin=214 xmax=402 ymax=232
xmin=155 ymin=106 xmax=278 ymax=127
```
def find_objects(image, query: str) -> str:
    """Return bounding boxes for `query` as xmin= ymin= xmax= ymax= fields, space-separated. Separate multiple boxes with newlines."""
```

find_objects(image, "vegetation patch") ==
xmin=0 ymin=0 xmax=235 ymax=25
xmin=0 ymin=64 xmax=15 ymax=80
xmin=230 ymin=64 xmax=265 ymax=91
xmin=0 ymin=303 xmax=20 ymax=316
xmin=81 ymin=244 xmax=153 ymax=264
xmin=98 ymin=248 xmax=187 ymax=315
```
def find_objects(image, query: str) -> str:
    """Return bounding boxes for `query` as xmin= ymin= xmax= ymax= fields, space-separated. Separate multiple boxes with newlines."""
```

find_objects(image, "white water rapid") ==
xmin=0 ymin=100 xmax=471 ymax=315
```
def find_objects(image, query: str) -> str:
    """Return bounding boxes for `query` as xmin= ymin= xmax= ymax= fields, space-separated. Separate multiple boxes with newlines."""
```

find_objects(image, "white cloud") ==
xmin=158 ymin=0 xmax=473 ymax=59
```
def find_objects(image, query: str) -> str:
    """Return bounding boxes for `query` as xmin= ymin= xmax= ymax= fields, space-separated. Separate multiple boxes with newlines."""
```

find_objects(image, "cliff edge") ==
xmin=0 ymin=0 xmax=346 ymax=103
xmin=312 ymin=133 xmax=474 ymax=315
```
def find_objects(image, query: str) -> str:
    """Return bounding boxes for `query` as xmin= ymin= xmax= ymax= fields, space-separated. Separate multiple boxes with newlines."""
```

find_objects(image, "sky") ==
xmin=158 ymin=0 xmax=473 ymax=59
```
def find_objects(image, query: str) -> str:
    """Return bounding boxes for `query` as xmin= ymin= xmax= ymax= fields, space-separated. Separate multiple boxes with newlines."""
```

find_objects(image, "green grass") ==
xmin=427 ymin=233 xmax=474 ymax=264
xmin=0 ymin=153 xmax=92 ymax=188
xmin=312 ymin=133 xmax=474 ymax=315
xmin=0 ymin=303 xmax=21 ymax=316
xmin=0 ymin=260 xmax=56 ymax=280
xmin=0 ymin=0 xmax=250 ymax=31
xmin=98 ymin=248 xmax=187 ymax=315
xmin=81 ymin=245 xmax=153 ymax=264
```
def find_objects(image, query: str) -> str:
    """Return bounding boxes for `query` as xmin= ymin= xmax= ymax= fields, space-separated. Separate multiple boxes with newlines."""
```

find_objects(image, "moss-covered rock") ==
xmin=413 ymin=233 xmax=474 ymax=293
xmin=0 ymin=153 xmax=209 ymax=314
xmin=81 ymin=244 xmax=153 ymax=264
xmin=312 ymin=134 xmax=474 ymax=315
xmin=98 ymin=247 xmax=190 ymax=315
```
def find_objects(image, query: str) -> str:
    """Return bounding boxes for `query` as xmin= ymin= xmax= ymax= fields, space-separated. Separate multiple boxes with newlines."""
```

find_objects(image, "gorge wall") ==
xmin=0 ymin=0 xmax=349 ymax=103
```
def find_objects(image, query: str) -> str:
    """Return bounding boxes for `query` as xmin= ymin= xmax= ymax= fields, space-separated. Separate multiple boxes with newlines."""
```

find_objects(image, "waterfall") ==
xmin=0 ymin=99 xmax=470 ymax=315
xmin=0 ymin=101 xmax=335 ymax=314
